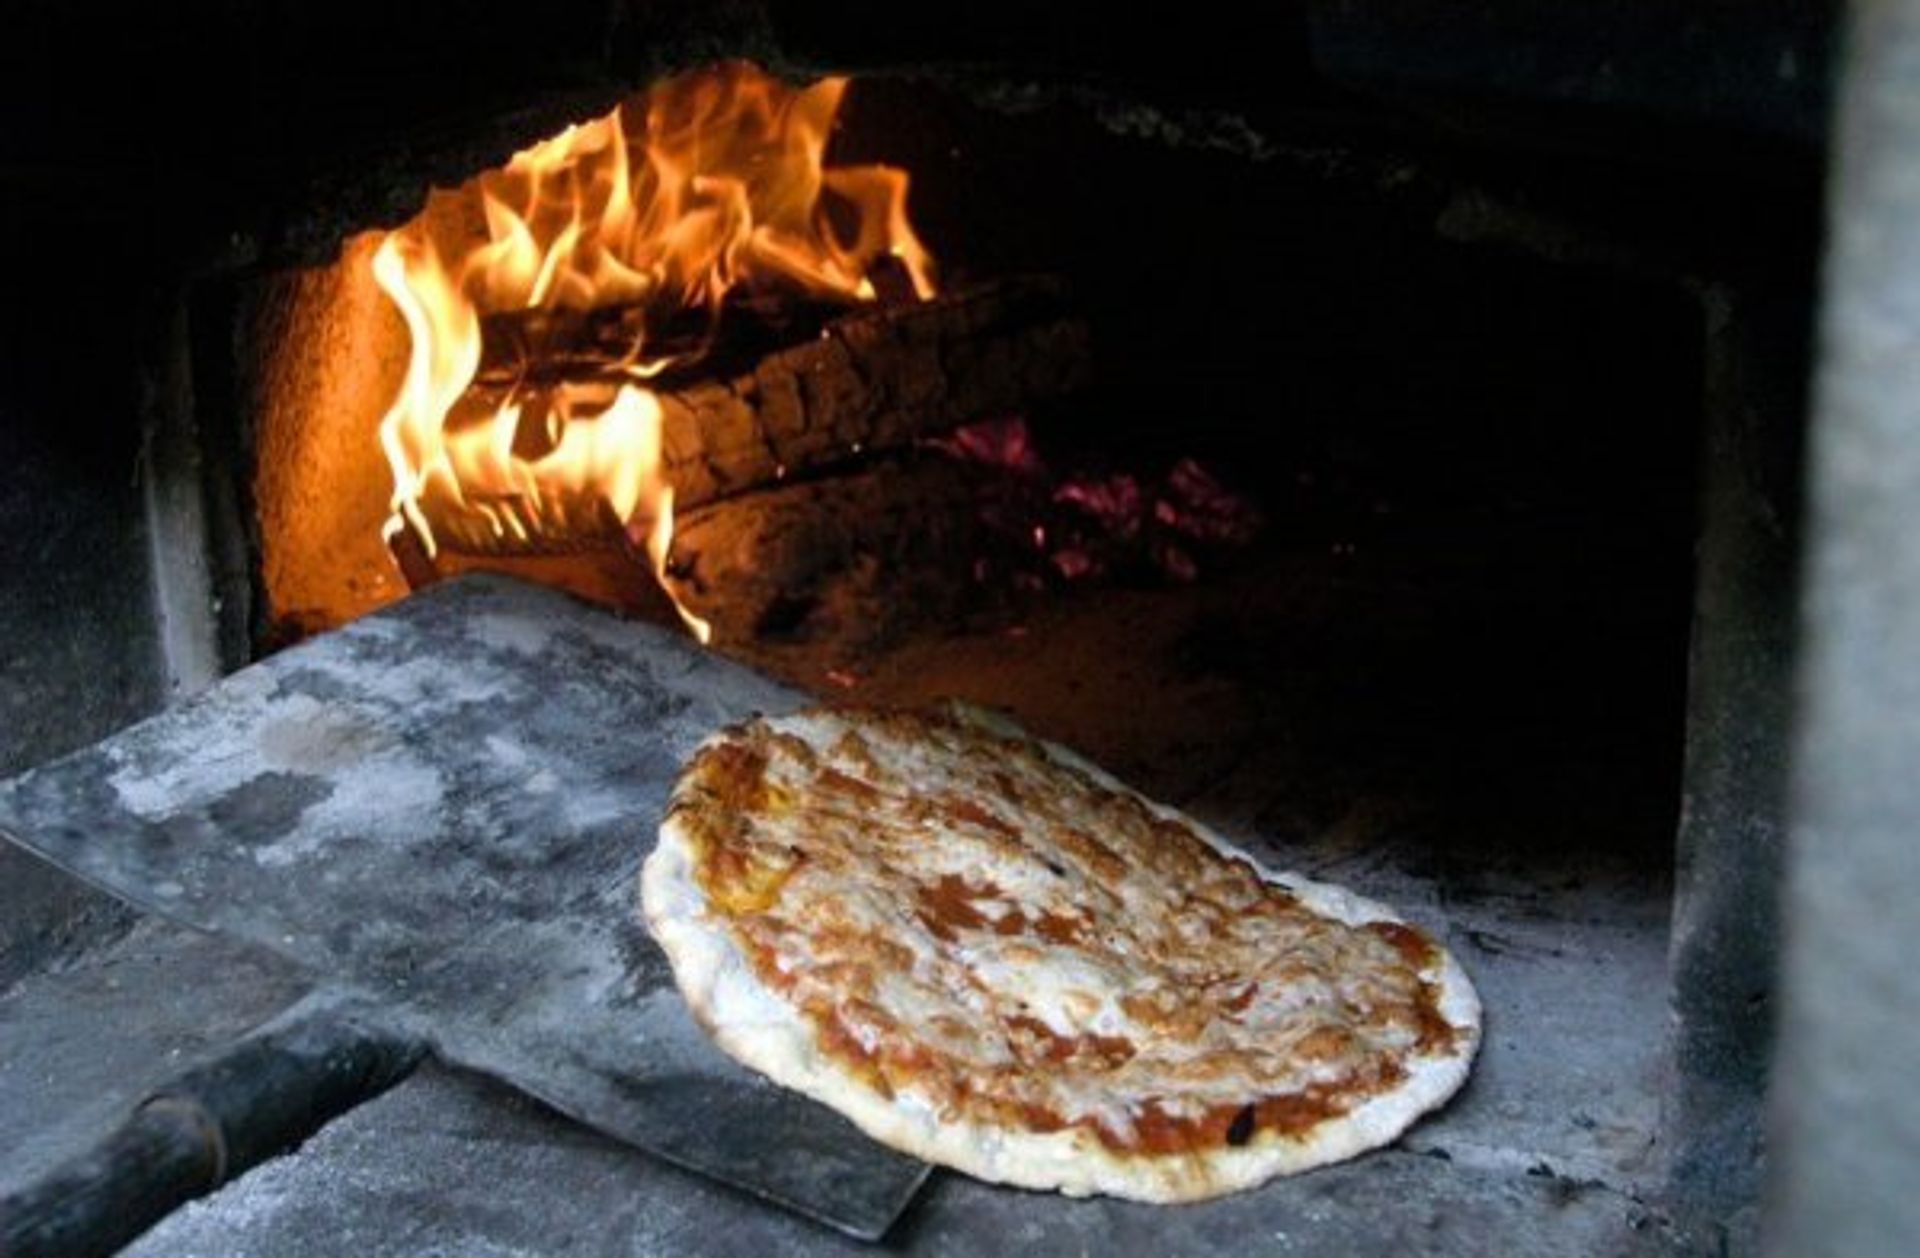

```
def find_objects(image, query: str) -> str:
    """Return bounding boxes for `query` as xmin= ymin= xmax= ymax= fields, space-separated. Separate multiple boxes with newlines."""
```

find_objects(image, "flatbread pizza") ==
xmin=641 ymin=704 xmax=1479 ymax=1202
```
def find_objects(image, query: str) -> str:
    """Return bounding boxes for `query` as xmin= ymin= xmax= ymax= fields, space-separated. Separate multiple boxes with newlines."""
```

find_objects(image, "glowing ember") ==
xmin=932 ymin=415 xmax=1264 ymax=586
xmin=371 ymin=63 xmax=936 ymax=642
xmin=930 ymin=415 xmax=1046 ymax=478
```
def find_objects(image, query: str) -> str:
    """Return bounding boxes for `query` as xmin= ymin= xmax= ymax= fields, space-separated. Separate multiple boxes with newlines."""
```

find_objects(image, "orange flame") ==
xmin=372 ymin=63 xmax=936 ymax=642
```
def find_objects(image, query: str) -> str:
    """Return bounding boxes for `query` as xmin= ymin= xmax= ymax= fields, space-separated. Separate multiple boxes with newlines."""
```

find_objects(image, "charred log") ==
xmin=658 ymin=275 xmax=1088 ymax=509
xmin=418 ymin=277 xmax=1089 ymax=557
xmin=473 ymin=290 xmax=854 ymax=390
xmin=659 ymin=454 xmax=1026 ymax=650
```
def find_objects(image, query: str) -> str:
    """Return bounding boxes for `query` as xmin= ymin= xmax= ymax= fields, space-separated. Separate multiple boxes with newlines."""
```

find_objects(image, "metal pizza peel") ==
xmin=0 ymin=574 xmax=930 ymax=1252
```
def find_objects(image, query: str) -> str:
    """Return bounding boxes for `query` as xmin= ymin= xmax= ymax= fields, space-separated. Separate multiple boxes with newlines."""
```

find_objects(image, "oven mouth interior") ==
xmin=203 ymin=62 xmax=1707 ymax=1198
xmin=233 ymin=68 xmax=1702 ymax=821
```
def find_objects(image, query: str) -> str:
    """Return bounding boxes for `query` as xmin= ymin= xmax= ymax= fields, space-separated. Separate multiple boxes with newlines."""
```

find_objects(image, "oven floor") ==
xmin=2 ymin=530 xmax=1698 ymax=1253
xmin=0 ymin=843 xmax=1684 ymax=1256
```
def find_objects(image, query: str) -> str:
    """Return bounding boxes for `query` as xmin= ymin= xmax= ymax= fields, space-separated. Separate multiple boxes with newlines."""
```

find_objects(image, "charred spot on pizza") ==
xmin=938 ymin=795 xmax=1022 ymax=840
xmin=1365 ymin=919 xmax=1441 ymax=970
xmin=1225 ymin=1104 xmax=1257 ymax=1147
xmin=1221 ymin=982 xmax=1259 ymax=1014
xmin=1411 ymin=983 xmax=1461 ymax=1054
xmin=816 ymin=765 xmax=882 ymax=803
xmin=700 ymin=739 xmax=770 ymax=804
xmin=1033 ymin=909 xmax=1089 ymax=944
xmin=1006 ymin=1014 xmax=1138 ymax=1070
xmin=916 ymin=873 xmax=1000 ymax=940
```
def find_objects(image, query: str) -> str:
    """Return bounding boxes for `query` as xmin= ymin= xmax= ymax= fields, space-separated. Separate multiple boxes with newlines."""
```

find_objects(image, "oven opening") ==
xmin=239 ymin=63 xmax=1702 ymax=798
xmin=225 ymin=53 xmax=1703 ymax=1222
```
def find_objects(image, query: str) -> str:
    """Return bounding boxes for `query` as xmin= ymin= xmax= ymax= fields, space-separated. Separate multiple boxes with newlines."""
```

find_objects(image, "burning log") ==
xmin=472 ymin=291 xmax=854 ymax=390
xmin=659 ymin=276 xmax=1088 ymax=510
xmin=659 ymin=455 xmax=1023 ymax=649
xmin=419 ymin=276 xmax=1090 ymax=559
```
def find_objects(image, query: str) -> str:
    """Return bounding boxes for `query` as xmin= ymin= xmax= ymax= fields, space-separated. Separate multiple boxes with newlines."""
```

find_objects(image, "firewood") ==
xmin=474 ymin=291 xmax=850 ymax=388
xmin=659 ymin=455 xmax=1024 ymax=649
xmin=385 ymin=524 xmax=443 ymax=591
xmin=663 ymin=276 xmax=1088 ymax=509
xmin=420 ymin=278 xmax=1090 ymax=556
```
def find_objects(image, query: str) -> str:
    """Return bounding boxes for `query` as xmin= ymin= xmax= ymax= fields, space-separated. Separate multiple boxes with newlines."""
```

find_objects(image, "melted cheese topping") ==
xmin=658 ymin=706 xmax=1470 ymax=1161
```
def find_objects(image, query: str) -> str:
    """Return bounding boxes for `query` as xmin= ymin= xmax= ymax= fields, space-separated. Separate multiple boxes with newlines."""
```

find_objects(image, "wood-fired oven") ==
xmin=3 ymin=3 xmax=1911 ymax=1255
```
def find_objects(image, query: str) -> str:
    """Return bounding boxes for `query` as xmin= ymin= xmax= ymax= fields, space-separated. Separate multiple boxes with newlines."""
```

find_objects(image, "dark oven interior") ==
xmin=0 ymin=3 xmax=1857 ymax=1255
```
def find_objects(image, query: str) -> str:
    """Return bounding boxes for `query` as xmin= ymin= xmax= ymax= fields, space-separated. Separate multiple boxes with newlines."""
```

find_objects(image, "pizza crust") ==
xmin=641 ymin=704 xmax=1481 ymax=1202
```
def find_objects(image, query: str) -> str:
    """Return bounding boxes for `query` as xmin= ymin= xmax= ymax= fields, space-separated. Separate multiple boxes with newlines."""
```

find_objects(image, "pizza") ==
xmin=641 ymin=703 xmax=1480 ymax=1202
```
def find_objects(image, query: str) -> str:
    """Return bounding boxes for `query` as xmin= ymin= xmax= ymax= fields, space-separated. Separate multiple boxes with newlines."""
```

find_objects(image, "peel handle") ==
xmin=0 ymin=996 xmax=424 ymax=1258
